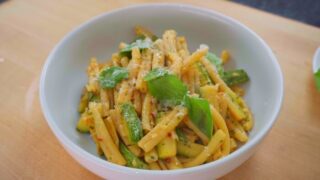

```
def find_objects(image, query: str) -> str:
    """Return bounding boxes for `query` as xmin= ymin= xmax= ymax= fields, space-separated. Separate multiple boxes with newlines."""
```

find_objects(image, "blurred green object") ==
xmin=315 ymin=69 xmax=320 ymax=91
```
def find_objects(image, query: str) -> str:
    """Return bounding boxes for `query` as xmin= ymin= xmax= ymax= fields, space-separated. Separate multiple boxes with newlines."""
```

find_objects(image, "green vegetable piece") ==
xmin=206 ymin=52 xmax=224 ymax=76
xmin=132 ymin=34 xmax=146 ymax=42
xmin=120 ymin=103 xmax=143 ymax=144
xmin=176 ymin=128 xmax=188 ymax=143
xmin=76 ymin=117 xmax=89 ymax=133
xmin=119 ymin=142 xmax=148 ymax=169
xmin=119 ymin=38 xmax=152 ymax=58
xmin=223 ymin=69 xmax=249 ymax=86
xmin=196 ymin=62 xmax=212 ymax=86
xmin=143 ymin=68 xmax=169 ymax=81
xmin=99 ymin=66 xmax=129 ymax=88
xmin=87 ymin=92 xmax=100 ymax=102
xmin=184 ymin=95 xmax=214 ymax=139
xmin=315 ymin=69 xmax=320 ymax=91
xmin=145 ymin=72 xmax=187 ymax=105
xmin=206 ymin=52 xmax=249 ymax=86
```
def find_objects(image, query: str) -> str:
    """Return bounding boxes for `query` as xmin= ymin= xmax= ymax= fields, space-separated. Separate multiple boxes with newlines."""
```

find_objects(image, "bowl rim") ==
xmin=39 ymin=3 xmax=284 ymax=176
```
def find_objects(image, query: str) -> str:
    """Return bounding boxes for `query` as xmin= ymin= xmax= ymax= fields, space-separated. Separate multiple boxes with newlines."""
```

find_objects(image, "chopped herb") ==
xmin=98 ymin=66 xmax=129 ymax=88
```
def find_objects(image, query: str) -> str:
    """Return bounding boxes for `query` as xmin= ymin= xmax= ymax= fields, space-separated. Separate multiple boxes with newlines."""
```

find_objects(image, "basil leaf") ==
xmin=120 ymin=103 xmax=143 ymax=143
xmin=184 ymin=95 xmax=214 ymax=139
xmin=223 ymin=69 xmax=249 ymax=86
xmin=145 ymin=73 xmax=187 ymax=106
xmin=206 ymin=52 xmax=224 ymax=76
xmin=120 ymin=38 xmax=152 ymax=58
xmin=143 ymin=68 xmax=169 ymax=81
xmin=315 ymin=69 xmax=320 ymax=91
xmin=98 ymin=66 xmax=128 ymax=88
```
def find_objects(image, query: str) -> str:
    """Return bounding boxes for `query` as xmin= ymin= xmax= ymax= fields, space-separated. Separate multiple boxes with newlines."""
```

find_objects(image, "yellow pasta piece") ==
xmin=144 ymin=148 xmax=158 ymax=163
xmin=231 ymin=86 xmax=245 ymax=97
xmin=226 ymin=118 xmax=248 ymax=142
xmin=110 ymin=109 xmax=130 ymax=145
xmin=220 ymin=50 xmax=230 ymax=64
xmin=157 ymin=134 xmax=177 ymax=159
xmin=176 ymin=36 xmax=190 ymax=57
xmin=78 ymin=90 xmax=89 ymax=113
xmin=127 ymin=145 xmax=143 ymax=157
xmin=89 ymin=128 xmax=104 ymax=156
xmin=187 ymin=68 xmax=196 ymax=94
xmin=116 ymin=81 xmax=132 ymax=105
xmin=193 ymin=66 xmax=201 ymax=94
xmin=119 ymin=42 xmax=127 ymax=50
xmin=242 ymin=109 xmax=254 ymax=131
xmin=230 ymin=137 xmax=237 ymax=152
xmin=90 ymin=103 xmax=126 ymax=165
xmin=148 ymin=162 xmax=161 ymax=170
xmin=183 ymin=117 xmax=209 ymax=145
xmin=224 ymin=94 xmax=246 ymax=121
xmin=237 ymin=97 xmax=254 ymax=131
xmin=177 ymin=156 xmax=192 ymax=164
xmin=210 ymin=106 xmax=230 ymax=156
xmin=138 ymin=107 xmax=187 ymax=152
xmin=135 ymin=26 xmax=157 ymax=40
xmin=177 ymin=140 xmax=204 ymax=158
xmin=86 ymin=58 xmax=100 ymax=93
xmin=142 ymin=94 xmax=153 ymax=132
xmin=164 ymin=157 xmax=183 ymax=170
xmin=128 ymin=47 xmax=142 ymax=80
xmin=152 ymin=40 xmax=165 ymax=69
xmin=182 ymin=47 xmax=208 ymax=73
xmin=182 ymin=128 xmax=199 ymax=143
xmin=181 ymin=72 xmax=189 ymax=90
xmin=136 ymin=50 xmax=152 ymax=93
xmin=104 ymin=117 xmax=119 ymax=147
xmin=158 ymin=160 xmax=168 ymax=170
xmin=200 ymin=85 xmax=219 ymax=110
xmin=133 ymin=90 xmax=142 ymax=115
xmin=85 ymin=113 xmax=103 ymax=155
xmin=219 ymin=93 xmax=228 ymax=119
xmin=168 ymin=53 xmax=183 ymax=76
xmin=107 ymin=89 xmax=114 ymax=109
xmin=100 ymin=89 xmax=110 ymax=117
xmin=120 ymin=56 xmax=129 ymax=67
xmin=213 ymin=148 xmax=223 ymax=160
xmin=163 ymin=30 xmax=177 ymax=54
xmin=87 ymin=57 xmax=100 ymax=77
xmin=183 ymin=129 xmax=226 ymax=168
xmin=112 ymin=53 xmax=121 ymax=66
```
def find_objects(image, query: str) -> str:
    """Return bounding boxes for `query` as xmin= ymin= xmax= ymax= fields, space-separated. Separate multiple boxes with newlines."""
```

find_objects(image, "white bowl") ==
xmin=39 ymin=4 xmax=283 ymax=180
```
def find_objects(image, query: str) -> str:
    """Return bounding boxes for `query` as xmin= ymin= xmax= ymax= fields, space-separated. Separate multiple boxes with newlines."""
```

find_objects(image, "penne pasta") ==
xmin=90 ymin=103 xmax=126 ymax=165
xmin=183 ymin=130 xmax=226 ymax=168
xmin=182 ymin=47 xmax=208 ymax=73
xmin=142 ymin=94 xmax=153 ymax=132
xmin=138 ymin=107 xmax=187 ymax=152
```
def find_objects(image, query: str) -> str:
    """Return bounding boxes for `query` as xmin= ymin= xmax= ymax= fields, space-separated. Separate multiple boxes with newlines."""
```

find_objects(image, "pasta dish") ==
xmin=76 ymin=26 xmax=253 ymax=170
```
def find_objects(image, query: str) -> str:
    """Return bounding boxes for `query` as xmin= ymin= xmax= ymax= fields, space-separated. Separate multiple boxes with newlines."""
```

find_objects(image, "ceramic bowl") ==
xmin=40 ymin=4 xmax=284 ymax=180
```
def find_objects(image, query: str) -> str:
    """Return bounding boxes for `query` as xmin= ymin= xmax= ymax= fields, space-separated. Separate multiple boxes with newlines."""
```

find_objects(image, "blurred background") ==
xmin=0 ymin=0 xmax=319 ymax=27
xmin=233 ymin=0 xmax=320 ymax=27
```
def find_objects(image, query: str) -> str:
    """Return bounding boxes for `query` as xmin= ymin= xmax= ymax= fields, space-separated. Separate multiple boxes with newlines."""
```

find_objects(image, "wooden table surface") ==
xmin=1 ymin=0 xmax=320 ymax=179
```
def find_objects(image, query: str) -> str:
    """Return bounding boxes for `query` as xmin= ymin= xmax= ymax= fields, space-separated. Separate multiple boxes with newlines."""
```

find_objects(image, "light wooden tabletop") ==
xmin=1 ymin=0 xmax=320 ymax=179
